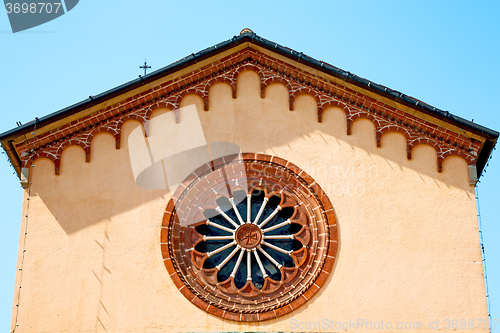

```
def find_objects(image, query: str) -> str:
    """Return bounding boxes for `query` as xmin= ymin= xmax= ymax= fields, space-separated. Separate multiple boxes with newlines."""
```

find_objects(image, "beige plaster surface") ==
xmin=11 ymin=70 xmax=487 ymax=332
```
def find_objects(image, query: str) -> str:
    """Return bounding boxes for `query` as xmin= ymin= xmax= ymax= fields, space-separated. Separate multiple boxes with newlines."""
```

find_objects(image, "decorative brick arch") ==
xmin=174 ymin=89 xmax=209 ymax=111
xmin=121 ymin=112 xmax=148 ymax=125
xmin=232 ymin=64 xmax=264 ymax=99
xmin=144 ymin=101 xmax=177 ymax=121
xmin=87 ymin=128 xmax=120 ymax=159
xmin=408 ymin=139 xmax=443 ymax=171
xmin=441 ymin=150 xmax=474 ymax=166
xmin=116 ymin=115 xmax=147 ymax=148
xmin=56 ymin=140 xmax=91 ymax=163
xmin=29 ymin=153 xmax=58 ymax=174
xmin=205 ymin=77 xmax=236 ymax=100
xmin=347 ymin=113 xmax=380 ymax=136
xmin=161 ymin=153 xmax=337 ymax=322
xmin=89 ymin=127 xmax=120 ymax=150
xmin=317 ymin=101 xmax=350 ymax=123
xmin=261 ymin=77 xmax=292 ymax=99
xmin=289 ymin=88 xmax=321 ymax=112
xmin=408 ymin=138 xmax=442 ymax=158
xmin=377 ymin=125 xmax=412 ymax=148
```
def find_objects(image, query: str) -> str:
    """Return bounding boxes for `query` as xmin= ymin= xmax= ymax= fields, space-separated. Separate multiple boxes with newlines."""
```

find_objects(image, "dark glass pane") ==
xmin=202 ymin=243 xmax=235 ymax=269
xmin=217 ymin=250 xmax=240 ymax=283
xmin=216 ymin=196 xmax=240 ymax=224
xmin=268 ymin=195 xmax=281 ymax=207
xmin=250 ymin=190 xmax=265 ymax=222
xmin=234 ymin=263 xmax=247 ymax=289
xmin=259 ymin=250 xmax=281 ymax=281
xmin=250 ymin=254 xmax=264 ymax=289
xmin=195 ymin=239 xmax=231 ymax=254
xmin=232 ymin=189 xmax=247 ymax=213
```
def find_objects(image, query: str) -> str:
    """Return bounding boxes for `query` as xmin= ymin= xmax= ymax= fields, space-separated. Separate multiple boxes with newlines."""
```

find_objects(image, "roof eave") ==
xmin=1 ymin=32 xmax=498 ymax=142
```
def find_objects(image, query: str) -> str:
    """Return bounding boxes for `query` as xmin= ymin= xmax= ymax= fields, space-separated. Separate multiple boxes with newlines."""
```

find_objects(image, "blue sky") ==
xmin=0 ymin=1 xmax=499 ymax=331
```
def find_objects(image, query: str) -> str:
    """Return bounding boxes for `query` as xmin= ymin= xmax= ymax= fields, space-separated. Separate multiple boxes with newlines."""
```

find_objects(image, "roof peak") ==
xmin=240 ymin=28 xmax=253 ymax=35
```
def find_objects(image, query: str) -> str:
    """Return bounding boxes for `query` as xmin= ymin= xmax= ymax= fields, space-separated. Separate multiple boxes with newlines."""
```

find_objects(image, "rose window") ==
xmin=161 ymin=153 xmax=337 ymax=321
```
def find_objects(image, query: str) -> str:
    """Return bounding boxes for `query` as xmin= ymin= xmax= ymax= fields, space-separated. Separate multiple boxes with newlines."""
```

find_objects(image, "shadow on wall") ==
xmin=30 ymin=70 xmax=472 ymax=235
xmin=31 ymin=123 xmax=168 ymax=235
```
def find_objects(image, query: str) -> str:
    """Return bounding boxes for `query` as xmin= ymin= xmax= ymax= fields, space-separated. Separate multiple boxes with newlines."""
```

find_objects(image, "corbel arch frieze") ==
xmin=17 ymin=49 xmax=479 ymax=176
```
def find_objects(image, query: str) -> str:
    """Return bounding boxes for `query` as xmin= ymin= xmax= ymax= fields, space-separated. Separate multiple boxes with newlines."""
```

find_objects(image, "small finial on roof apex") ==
xmin=240 ymin=28 xmax=253 ymax=35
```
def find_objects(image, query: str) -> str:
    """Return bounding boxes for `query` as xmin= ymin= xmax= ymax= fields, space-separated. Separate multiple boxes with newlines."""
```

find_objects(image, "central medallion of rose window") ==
xmin=235 ymin=223 xmax=262 ymax=249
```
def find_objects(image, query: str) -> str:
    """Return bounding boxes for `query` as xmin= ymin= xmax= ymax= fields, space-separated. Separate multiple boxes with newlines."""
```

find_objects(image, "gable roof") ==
xmin=1 ymin=30 xmax=497 ymax=179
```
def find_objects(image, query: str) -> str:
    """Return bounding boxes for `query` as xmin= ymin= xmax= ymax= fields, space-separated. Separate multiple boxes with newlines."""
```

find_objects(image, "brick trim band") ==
xmin=18 ymin=49 xmax=479 ymax=175
xmin=160 ymin=153 xmax=338 ymax=322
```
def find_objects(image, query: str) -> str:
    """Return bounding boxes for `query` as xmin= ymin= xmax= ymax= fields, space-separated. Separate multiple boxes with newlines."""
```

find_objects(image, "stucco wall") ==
xmin=12 ymin=70 xmax=487 ymax=332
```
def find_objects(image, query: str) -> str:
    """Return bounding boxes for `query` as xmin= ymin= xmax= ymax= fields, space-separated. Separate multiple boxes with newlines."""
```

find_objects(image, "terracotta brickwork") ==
xmin=17 ymin=48 xmax=481 ymax=174
xmin=161 ymin=153 xmax=337 ymax=322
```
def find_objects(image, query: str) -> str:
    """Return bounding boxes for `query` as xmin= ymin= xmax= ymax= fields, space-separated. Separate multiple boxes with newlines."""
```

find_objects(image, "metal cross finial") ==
xmin=140 ymin=59 xmax=151 ymax=75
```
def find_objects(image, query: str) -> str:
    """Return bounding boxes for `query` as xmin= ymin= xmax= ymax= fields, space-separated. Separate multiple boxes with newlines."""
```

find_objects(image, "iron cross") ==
xmin=140 ymin=59 xmax=151 ymax=75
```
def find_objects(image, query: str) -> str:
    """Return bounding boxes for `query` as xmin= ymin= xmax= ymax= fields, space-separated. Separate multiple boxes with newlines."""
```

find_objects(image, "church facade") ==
xmin=1 ymin=29 xmax=498 ymax=332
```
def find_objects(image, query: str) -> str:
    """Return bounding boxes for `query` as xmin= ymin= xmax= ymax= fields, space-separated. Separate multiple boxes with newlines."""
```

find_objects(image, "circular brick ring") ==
xmin=161 ymin=153 xmax=338 ymax=321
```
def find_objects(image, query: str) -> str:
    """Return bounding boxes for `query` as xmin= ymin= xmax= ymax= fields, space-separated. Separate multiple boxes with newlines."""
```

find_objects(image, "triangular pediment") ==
xmin=0 ymin=30 xmax=497 ymax=183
